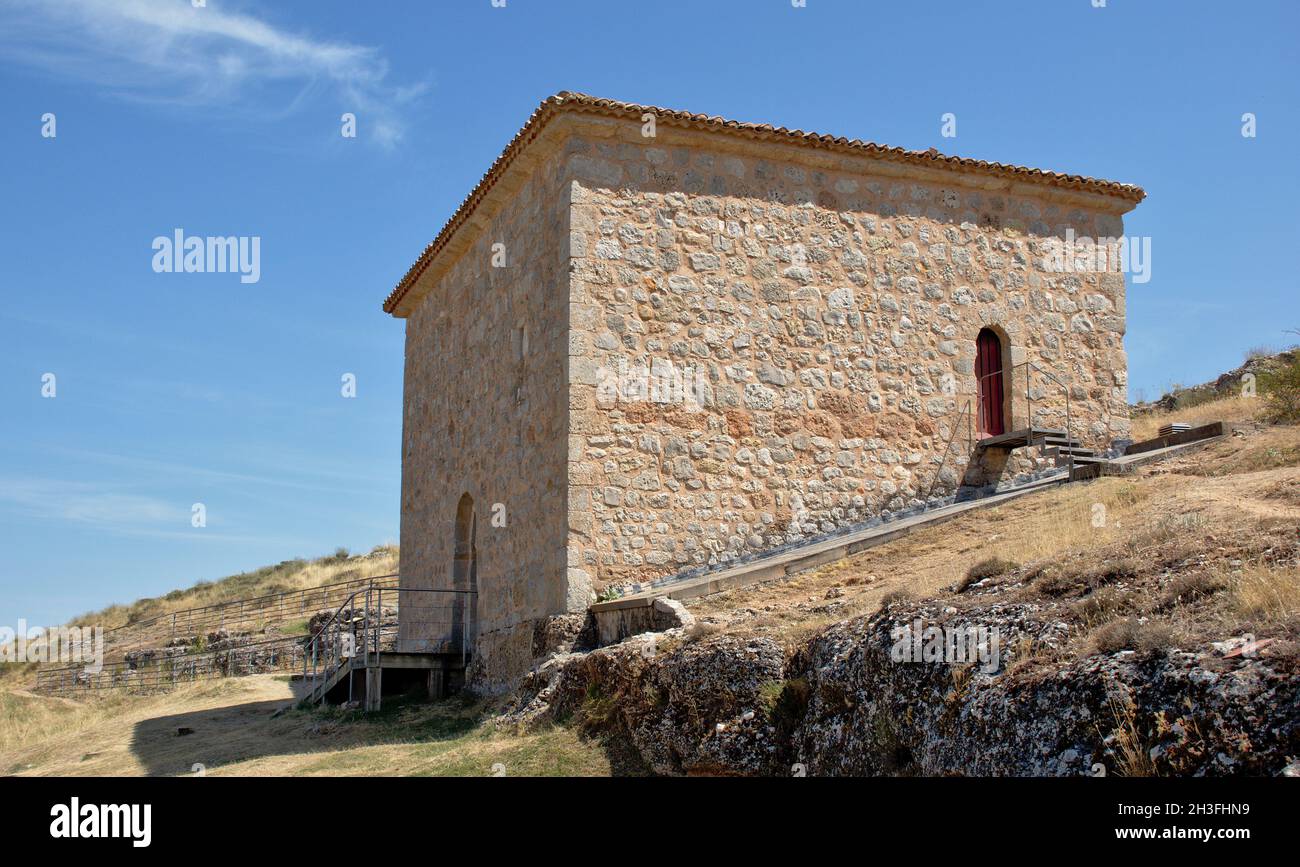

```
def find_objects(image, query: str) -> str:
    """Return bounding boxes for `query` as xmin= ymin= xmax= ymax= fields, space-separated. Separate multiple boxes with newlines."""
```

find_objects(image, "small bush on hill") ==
xmin=1260 ymin=357 xmax=1300 ymax=423
xmin=957 ymin=557 xmax=1019 ymax=592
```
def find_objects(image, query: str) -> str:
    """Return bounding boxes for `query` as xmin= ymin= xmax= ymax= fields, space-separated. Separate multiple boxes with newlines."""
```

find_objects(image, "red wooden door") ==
xmin=976 ymin=329 xmax=1005 ymax=436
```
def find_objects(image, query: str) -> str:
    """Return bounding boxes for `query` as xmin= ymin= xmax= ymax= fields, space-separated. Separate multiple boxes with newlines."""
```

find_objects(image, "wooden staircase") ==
xmin=975 ymin=426 xmax=1109 ymax=480
xmin=301 ymin=650 xmax=467 ymax=710
xmin=1038 ymin=432 xmax=1104 ymax=468
xmin=298 ymin=582 xmax=476 ymax=711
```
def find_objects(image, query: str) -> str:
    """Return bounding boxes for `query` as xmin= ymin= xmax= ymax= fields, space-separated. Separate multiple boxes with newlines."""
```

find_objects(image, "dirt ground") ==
xmin=0 ymin=673 xmax=612 ymax=777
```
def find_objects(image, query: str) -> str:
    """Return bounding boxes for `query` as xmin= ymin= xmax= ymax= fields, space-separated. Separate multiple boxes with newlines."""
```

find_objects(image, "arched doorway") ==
xmin=975 ymin=328 xmax=1006 ymax=437
xmin=451 ymin=493 xmax=477 ymax=651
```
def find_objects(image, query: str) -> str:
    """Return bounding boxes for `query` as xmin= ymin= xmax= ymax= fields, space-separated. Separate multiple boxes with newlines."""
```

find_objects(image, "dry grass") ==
xmin=1101 ymin=688 xmax=1158 ymax=777
xmin=1231 ymin=563 xmax=1300 ymax=628
xmin=0 ymin=674 xmax=612 ymax=777
xmin=690 ymin=474 xmax=1157 ymax=637
xmin=689 ymin=425 xmax=1300 ymax=670
xmin=1176 ymin=435 xmax=1300 ymax=478
xmin=68 ymin=545 xmax=399 ymax=632
xmin=1130 ymin=393 xmax=1260 ymax=442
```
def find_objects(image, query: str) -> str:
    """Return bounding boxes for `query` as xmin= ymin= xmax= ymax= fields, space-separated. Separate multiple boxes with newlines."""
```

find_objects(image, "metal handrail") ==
xmin=966 ymin=359 xmax=1078 ymax=476
xmin=302 ymin=582 xmax=478 ymax=705
xmin=925 ymin=397 xmax=972 ymax=502
xmin=98 ymin=571 xmax=400 ymax=641
xmin=31 ymin=579 xmax=477 ymax=699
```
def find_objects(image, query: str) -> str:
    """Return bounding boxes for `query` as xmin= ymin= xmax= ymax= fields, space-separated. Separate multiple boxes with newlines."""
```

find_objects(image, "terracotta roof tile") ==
xmin=384 ymin=92 xmax=1145 ymax=314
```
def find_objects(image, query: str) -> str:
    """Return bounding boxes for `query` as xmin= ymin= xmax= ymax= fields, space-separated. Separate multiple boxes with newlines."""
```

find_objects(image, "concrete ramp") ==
xmin=590 ymin=475 xmax=1063 ymax=643
xmin=590 ymin=425 xmax=1227 ymax=644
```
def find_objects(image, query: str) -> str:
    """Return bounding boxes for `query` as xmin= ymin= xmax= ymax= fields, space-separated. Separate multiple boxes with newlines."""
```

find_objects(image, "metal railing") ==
xmin=33 ymin=631 xmax=310 ymax=695
xmin=975 ymin=360 xmax=1073 ymax=444
xmin=928 ymin=360 xmax=1080 ymax=497
xmin=30 ymin=574 xmax=478 ymax=698
xmin=302 ymin=582 xmax=477 ymax=704
xmin=925 ymin=397 xmax=973 ymax=502
xmin=87 ymin=572 xmax=401 ymax=662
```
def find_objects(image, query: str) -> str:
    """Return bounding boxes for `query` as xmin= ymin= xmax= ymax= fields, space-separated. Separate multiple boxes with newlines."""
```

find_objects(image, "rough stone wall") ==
xmin=562 ymin=121 xmax=1133 ymax=590
xmin=398 ymin=150 xmax=573 ymax=686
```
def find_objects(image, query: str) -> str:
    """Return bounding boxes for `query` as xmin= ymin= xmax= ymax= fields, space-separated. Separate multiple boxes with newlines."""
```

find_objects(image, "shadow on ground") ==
xmin=128 ymin=688 xmax=632 ymax=776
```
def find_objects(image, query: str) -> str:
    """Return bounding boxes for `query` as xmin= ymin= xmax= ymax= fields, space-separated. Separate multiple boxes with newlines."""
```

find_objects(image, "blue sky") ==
xmin=0 ymin=0 xmax=1296 ymax=628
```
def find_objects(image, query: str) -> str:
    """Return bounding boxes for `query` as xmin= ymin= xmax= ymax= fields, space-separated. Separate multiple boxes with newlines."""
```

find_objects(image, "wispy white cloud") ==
xmin=0 ymin=477 xmax=185 ymax=527
xmin=0 ymin=0 xmax=421 ymax=146
xmin=44 ymin=446 xmax=381 ymax=497
xmin=0 ymin=476 xmax=311 ymax=544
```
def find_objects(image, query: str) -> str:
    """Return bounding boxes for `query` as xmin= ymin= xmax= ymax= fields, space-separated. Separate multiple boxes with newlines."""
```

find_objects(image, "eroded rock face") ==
xmin=508 ymin=632 xmax=787 ymax=775
xmin=506 ymin=601 xmax=1299 ymax=777
xmin=795 ymin=604 xmax=1299 ymax=776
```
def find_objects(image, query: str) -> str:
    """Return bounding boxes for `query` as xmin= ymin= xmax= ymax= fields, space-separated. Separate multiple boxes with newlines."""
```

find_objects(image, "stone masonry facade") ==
xmin=388 ymin=95 xmax=1143 ymax=685
xmin=395 ymin=141 xmax=571 ymax=684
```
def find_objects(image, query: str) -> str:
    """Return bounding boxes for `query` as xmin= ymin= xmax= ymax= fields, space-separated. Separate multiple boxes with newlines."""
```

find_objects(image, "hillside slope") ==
xmin=3 ymin=395 xmax=1297 ymax=777
xmin=508 ymin=404 xmax=1300 ymax=776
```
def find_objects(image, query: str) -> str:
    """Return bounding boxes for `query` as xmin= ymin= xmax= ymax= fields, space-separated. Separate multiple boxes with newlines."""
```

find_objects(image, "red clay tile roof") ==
xmin=384 ymin=92 xmax=1145 ymax=314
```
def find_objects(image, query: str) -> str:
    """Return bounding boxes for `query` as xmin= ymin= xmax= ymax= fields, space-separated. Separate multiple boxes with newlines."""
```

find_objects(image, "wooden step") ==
xmin=979 ymin=427 xmax=1068 ymax=450
xmin=1044 ymin=447 xmax=1096 ymax=461
xmin=1040 ymin=435 xmax=1085 ymax=448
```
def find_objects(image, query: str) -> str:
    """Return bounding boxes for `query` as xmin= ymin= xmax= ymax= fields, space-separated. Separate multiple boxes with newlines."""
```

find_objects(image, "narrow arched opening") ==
xmin=976 ymin=328 xmax=1007 ymax=437
xmin=450 ymin=493 xmax=477 ymax=652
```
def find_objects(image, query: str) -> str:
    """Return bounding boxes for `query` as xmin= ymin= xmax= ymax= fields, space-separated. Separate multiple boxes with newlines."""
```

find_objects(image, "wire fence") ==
xmin=30 ymin=576 xmax=477 ymax=698
xmin=33 ymin=632 xmax=311 ymax=695
xmin=95 ymin=573 xmax=401 ymax=660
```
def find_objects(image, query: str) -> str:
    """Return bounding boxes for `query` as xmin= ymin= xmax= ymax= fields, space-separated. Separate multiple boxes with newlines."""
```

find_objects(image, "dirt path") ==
xmin=2 ymin=673 xmax=612 ymax=777
xmin=2 ymin=675 xmax=298 ymax=776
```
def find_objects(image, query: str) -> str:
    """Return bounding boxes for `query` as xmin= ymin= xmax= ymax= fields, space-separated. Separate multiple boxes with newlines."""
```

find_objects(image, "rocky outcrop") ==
xmin=794 ymin=602 xmax=1298 ymax=776
xmin=506 ymin=599 xmax=1299 ymax=776
xmin=1133 ymin=348 xmax=1296 ymax=414
xmin=506 ymin=631 xmax=788 ymax=775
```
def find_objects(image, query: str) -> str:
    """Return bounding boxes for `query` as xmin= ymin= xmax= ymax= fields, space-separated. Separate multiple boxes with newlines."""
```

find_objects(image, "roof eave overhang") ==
xmin=383 ymin=93 xmax=1146 ymax=318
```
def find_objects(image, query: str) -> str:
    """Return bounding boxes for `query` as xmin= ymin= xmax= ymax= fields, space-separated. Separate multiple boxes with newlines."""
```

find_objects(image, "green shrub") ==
xmin=1260 ymin=357 xmax=1300 ymax=423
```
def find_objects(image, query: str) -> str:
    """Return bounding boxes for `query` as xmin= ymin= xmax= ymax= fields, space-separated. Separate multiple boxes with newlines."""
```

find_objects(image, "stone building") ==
xmin=384 ymin=93 xmax=1145 ymax=684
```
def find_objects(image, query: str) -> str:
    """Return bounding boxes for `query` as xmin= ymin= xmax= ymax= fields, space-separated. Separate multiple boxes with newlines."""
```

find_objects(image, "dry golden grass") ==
xmin=691 ymin=474 xmax=1157 ymax=637
xmin=0 ymin=674 xmax=612 ymax=777
xmin=974 ymin=479 xmax=1148 ymax=564
xmin=1130 ymin=393 xmax=1261 ymax=441
xmin=71 ymin=546 xmax=398 ymax=632
xmin=692 ymin=425 xmax=1300 ymax=655
xmin=1231 ymin=563 xmax=1300 ymax=627
xmin=0 ymin=547 xmax=403 ymax=683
